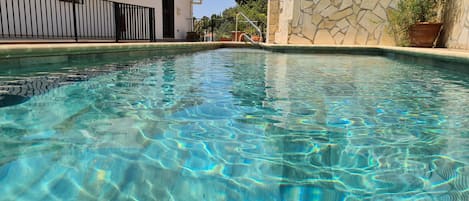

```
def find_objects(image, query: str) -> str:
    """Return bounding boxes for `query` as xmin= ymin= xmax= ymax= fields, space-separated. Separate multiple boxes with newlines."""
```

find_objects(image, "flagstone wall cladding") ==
xmin=267 ymin=0 xmax=280 ymax=43
xmin=441 ymin=0 xmax=469 ymax=49
xmin=267 ymin=0 xmax=469 ymax=49
xmin=269 ymin=0 xmax=398 ymax=45
xmin=267 ymin=0 xmax=399 ymax=45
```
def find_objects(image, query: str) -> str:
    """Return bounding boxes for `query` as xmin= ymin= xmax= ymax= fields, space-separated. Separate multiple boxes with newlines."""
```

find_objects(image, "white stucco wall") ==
xmin=174 ymin=0 xmax=194 ymax=39
xmin=115 ymin=0 xmax=193 ymax=40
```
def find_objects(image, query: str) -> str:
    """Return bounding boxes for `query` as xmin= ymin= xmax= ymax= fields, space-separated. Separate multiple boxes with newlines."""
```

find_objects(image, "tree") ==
xmin=193 ymin=0 xmax=267 ymax=41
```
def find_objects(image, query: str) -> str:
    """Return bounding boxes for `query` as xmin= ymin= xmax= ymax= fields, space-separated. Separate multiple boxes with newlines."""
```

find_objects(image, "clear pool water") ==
xmin=0 ymin=48 xmax=468 ymax=200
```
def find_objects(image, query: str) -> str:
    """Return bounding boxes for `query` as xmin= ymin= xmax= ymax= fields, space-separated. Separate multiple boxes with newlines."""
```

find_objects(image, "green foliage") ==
xmin=194 ymin=0 xmax=267 ymax=41
xmin=388 ymin=0 xmax=444 ymax=46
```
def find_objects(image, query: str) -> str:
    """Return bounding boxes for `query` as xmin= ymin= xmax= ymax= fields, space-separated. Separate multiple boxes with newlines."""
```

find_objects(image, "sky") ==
xmin=193 ymin=0 xmax=237 ymax=18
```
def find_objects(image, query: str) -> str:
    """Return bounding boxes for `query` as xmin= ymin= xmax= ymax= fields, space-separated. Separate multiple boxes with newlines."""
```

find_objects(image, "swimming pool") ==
xmin=0 ymin=48 xmax=467 ymax=200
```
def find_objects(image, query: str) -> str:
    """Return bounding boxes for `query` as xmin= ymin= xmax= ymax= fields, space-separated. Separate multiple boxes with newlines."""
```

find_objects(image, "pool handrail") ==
xmin=235 ymin=12 xmax=263 ymax=45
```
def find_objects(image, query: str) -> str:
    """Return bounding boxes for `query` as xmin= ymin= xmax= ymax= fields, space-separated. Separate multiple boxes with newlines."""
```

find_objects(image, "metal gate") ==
xmin=0 ymin=0 xmax=156 ymax=42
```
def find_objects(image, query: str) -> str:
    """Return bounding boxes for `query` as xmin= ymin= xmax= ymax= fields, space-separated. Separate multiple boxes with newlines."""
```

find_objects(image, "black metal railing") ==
xmin=0 ymin=0 xmax=155 ymax=42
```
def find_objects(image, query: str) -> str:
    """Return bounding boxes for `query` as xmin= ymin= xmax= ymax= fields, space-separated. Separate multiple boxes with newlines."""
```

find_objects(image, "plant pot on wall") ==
xmin=186 ymin=32 xmax=199 ymax=42
xmin=409 ymin=22 xmax=443 ymax=47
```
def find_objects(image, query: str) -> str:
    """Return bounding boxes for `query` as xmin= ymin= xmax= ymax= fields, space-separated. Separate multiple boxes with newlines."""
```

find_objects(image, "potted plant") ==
xmin=388 ymin=0 xmax=446 ymax=47
xmin=186 ymin=31 xmax=200 ymax=42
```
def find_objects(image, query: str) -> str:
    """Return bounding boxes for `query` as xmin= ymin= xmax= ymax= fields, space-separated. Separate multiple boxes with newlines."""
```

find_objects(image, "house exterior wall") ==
xmin=267 ymin=0 xmax=399 ymax=45
xmin=111 ymin=0 xmax=194 ymax=40
xmin=0 ymin=0 xmax=193 ymax=40
xmin=174 ymin=0 xmax=194 ymax=39
xmin=267 ymin=0 xmax=469 ymax=50
xmin=441 ymin=0 xmax=469 ymax=49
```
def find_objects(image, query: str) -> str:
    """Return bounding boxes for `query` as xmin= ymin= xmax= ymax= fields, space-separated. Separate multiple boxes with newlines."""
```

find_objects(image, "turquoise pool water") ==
xmin=0 ymin=48 xmax=468 ymax=200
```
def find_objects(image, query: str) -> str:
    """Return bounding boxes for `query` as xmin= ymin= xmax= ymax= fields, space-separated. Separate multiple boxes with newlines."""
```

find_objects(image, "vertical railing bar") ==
xmin=10 ymin=0 xmax=16 ymax=37
xmin=134 ymin=6 xmax=137 ymax=40
xmin=114 ymin=3 xmax=119 ymax=42
xmin=147 ymin=7 xmax=149 ymax=39
xmin=86 ymin=0 xmax=90 ymax=38
xmin=16 ymin=0 xmax=22 ymax=38
xmin=144 ymin=8 xmax=147 ymax=40
xmin=129 ymin=5 xmax=132 ymax=40
xmin=137 ymin=6 xmax=140 ymax=40
xmin=5 ymin=0 xmax=11 ymax=37
xmin=130 ymin=5 xmax=133 ymax=40
xmin=122 ymin=4 xmax=125 ymax=40
xmin=97 ymin=1 xmax=101 ymax=39
xmin=127 ymin=5 xmax=130 ymax=40
xmin=106 ymin=0 xmax=110 ymax=40
xmin=89 ymin=0 xmax=92 ymax=38
xmin=92 ymin=0 xmax=96 ymax=39
xmin=141 ymin=7 xmax=144 ymax=40
xmin=133 ymin=5 xmax=136 ymax=40
xmin=128 ymin=5 xmax=131 ymax=40
xmin=22 ymin=0 xmax=28 ymax=37
xmin=136 ymin=6 xmax=138 ymax=40
xmin=82 ymin=0 xmax=90 ymax=38
xmin=72 ymin=1 xmax=78 ymax=41
xmin=28 ymin=0 xmax=33 ymax=38
xmin=104 ymin=0 xmax=107 ymax=39
xmin=3 ymin=1 xmax=8 ymax=37
xmin=58 ymin=1 xmax=63 ymax=38
xmin=139 ymin=7 xmax=142 ymax=40
xmin=96 ymin=1 xmax=104 ymax=39
xmin=65 ymin=2 xmax=70 ymax=38
xmin=110 ymin=1 xmax=114 ymax=40
xmin=104 ymin=1 xmax=112 ymax=39
xmin=70 ymin=1 xmax=73 ymax=38
xmin=35 ymin=0 xmax=40 ymax=38
xmin=80 ymin=0 xmax=84 ymax=38
xmin=89 ymin=0 xmax=93 ymax=39
xmin=101 ymin=1 xmax=105 ymax=39
xmin=126 ymin=4 xmax=129 ymax=40
xmin=135 ymin=5 xmax=138 ymax=40
xmin=90 ymin=0 xmax=94 ymax=39
xmin=49 ymin=0 xmax=54 ymax=38
xmin=45 ymin=0 xmax=54 ymax=38
xmin=123 ymin=4 xmax=126 ymax=40
xmin=149 ymin=8 xmax=151 ymax=42
xmin=54 ymin=0 xmax=59 ymax=38
xmin=51 ymin=0 xmax=55 ymax=38
xmin=80 ymin=0 xmax=84 ymax=39
xmin=150 ymin=8 xmax=155 ymax=42
xmin=80 ymin=0 xmax=90 ymax=38
xmin=97 ymin=0 xmax=100 ymax=39
xmin=0 ymin=1 xmax=4 ymax=37
xmin=41 ymin=0 xmax=45 ymax=38
xmin=144 ymin=7 xmax=147 ymax=40
xmin=45 ymin=0 xmax=50 ymax=38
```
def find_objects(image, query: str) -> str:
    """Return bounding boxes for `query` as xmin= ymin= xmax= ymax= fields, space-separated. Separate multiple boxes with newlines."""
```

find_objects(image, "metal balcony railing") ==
xmin=0 ymin=0 xmax=156 ymax=42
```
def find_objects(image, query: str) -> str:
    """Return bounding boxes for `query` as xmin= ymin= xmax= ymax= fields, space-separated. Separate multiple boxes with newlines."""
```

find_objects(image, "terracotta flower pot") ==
xmin=231 ymin=31 xmax=245 ymax=42
xmin=219 ymin=37 xmax=232 ymax=41
xmin=409 ymin=22 xmax=443 ymax=48
xmin=251 ymin=35 xmax=261 ymax=42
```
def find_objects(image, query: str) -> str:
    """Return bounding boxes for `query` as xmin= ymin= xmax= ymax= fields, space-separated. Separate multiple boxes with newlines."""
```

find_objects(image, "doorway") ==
xmin=162 ymin=0 xmax=175 ymax=38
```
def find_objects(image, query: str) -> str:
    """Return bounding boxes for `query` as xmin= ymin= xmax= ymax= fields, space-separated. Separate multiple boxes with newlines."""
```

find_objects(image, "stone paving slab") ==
xmin=261 ymin=44 xmax=469 ymax=65
xmin=0 ymin=42 xmax=468 ymax=66
xmin=0 ymin=42 xmax=251 ymax=59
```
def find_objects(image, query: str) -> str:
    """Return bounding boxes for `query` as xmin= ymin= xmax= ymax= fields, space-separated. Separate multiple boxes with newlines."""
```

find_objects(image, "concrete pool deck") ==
xmin=0 ymin=42 xmax=468 ymax=69
xmin=0 ymin=42 xmax=252 ymax=59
